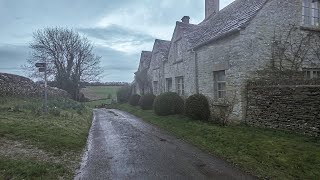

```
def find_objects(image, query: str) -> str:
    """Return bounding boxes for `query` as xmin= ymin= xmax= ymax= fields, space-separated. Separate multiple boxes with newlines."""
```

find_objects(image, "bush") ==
xmin=139 ymin=94 xmax=156 ymax=110
xmin=49 ymin=107 xmax=61 ymax=116
xmin=117 ymin=86 xmax=131 ymax=103
xmin=153 ymin=92 xmax=184 ymax=116
xmin=129 ymin=94 xmax=141 ymax=106
xmin=185 ymin=94 xmax=210 ymax=121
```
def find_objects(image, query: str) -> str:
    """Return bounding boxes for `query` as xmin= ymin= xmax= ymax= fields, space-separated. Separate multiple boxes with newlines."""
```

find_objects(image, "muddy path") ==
xmin=75 ymin=109 xmax=255 ymax=180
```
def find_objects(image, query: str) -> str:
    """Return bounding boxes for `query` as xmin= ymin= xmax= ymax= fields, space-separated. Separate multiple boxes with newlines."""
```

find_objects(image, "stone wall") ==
xmin=0 ymin=73 xmax=70 ymax=98
xmin=246 ymin=80 xmax=320 ymax=136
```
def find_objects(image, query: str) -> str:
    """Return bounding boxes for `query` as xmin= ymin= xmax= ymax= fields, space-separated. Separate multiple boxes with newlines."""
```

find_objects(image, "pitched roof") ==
xmin=186 ymin=0 xmax=269 ymax=49
xmin=176 ymin=22 xmax=199 ymax=48
xmin=138 ymin=51 xmax=152 ymax=71
xmin=153 ymin=39 xmax=171 ymax=58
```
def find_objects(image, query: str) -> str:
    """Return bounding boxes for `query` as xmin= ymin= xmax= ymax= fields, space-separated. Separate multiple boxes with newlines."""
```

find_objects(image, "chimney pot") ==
xmin=181 ymin=16 xmax=190 ymax=24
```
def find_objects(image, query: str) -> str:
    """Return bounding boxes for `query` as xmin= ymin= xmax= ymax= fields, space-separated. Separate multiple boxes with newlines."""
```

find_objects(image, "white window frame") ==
xmin=174 ymin=39 xmax=183 ymax=61
xmin=302 ymin=0 xmax=320 ymax=27
xmin=304 ymin=68 xmax=320 ymax=79
xmin=166 ymin=78 xmax=173 ymax=92
xmin=175 ymin=76 xmax=184 ymax=96
xmin=153 ymin=81 xmax=159 ymax=94
xmin=213 ymin=70 xmax=226 ymax=99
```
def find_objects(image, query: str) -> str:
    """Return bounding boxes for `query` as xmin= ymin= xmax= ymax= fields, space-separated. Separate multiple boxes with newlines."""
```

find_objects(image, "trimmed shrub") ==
xmin=153 ymin=92 xmax=184 ymax=116
xmin=117 ymin=86 xmax=131 ymax=103
xmin=139 ymin=94 xmax=156 ymax=110
xmin=185 ymin=94 xmax=210 ymax=121
xmin=129 ymin=94 xmax=141 ymax=106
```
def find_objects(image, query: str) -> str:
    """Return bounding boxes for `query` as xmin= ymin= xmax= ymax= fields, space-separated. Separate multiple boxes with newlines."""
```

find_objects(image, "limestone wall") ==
xmin=246 ymin=80 xmax=320 ymax=137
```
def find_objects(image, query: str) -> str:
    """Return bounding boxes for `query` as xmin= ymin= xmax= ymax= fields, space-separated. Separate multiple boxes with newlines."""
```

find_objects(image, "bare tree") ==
xmin=24 ymin=27 xmax=102 ymax=100
xmin=270 ymin=25 xmax=313 ymax=71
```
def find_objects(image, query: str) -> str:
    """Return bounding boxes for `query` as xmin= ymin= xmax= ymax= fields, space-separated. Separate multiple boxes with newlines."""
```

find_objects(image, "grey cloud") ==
xmin=93 ymin=46 xmax=139 ymax=81
xmin=78 ymin=25 xmax=155 ymax=45
xmin=0 ymin=44 xmax=30 ymax=76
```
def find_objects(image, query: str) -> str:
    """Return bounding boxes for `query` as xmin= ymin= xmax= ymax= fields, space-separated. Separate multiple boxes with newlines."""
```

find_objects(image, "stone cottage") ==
xmin=132 ymin=51 xmax=152 ymax=95
xmin=133 ymin=0 xmax=320 ymax=121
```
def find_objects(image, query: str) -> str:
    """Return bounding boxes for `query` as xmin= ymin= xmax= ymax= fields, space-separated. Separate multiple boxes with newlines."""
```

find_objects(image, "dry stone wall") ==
xmin=246 ymin=80 xmax=320 ymax=137
xmin=0 ymin=73 xmax=70 ymax=98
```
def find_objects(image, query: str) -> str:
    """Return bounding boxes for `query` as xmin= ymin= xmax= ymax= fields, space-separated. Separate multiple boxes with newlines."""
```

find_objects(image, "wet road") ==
xmin=75 ymin=109 xmax=255 ymax=180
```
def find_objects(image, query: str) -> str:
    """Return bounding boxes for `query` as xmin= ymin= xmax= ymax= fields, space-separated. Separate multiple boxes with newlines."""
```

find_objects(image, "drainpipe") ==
xmin=192 ymin=49 xmax=199 ymax=94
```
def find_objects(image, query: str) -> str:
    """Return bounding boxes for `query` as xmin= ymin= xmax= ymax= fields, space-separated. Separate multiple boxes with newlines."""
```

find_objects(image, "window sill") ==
xmin=173 ymin=59 xmax=183 ymax=65
xmin=300 ymin=25 xmax=320 ymax=32
xmin=153 ymin=67 xmax=160 ymax=70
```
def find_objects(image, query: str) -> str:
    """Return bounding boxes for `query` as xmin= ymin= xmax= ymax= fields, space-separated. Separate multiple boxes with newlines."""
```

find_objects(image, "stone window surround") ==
xmin=153 ymin=81 xmax=159 ymax=94
xmin=166 ymin=78 xmax=173 ymax=92
xmin=304 ymin=68 xmax=320 ymax=79
xmin=175 ymin=76 xmax=184 ymax=96
xmin=213 ymin=70 xmax=226 ymax=99
xmin=302 ymin=0 xmax=320 ymax=27
xmin=174 ymin=38 xmax=183 ymax=63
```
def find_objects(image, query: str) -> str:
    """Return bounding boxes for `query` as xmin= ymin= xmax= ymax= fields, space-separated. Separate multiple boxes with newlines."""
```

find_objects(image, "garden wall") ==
xmin=246 ymin=80 xmax=320 ymax=136
xmin=0 ymin=73 xmax=70 ymax=98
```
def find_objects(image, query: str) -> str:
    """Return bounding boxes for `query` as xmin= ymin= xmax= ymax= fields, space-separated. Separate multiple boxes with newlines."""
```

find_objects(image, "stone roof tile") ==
xmin=187 ymin=0 xmax=269 ymax=49
xmin=153 ymin=39 xmax=171 ymax=58
xmin=138 ymin=51 xmax=152 ymax=71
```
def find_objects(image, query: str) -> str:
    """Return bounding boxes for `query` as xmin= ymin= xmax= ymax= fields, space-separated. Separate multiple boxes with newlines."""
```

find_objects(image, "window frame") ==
xmin=153 ymin=81 xmax=159 ymax=95
xmin=302 ymin=0 xmax=320 ymax=27
xmin=213 ymin=70 xmax=226 ymax=99
xmin=166 ymin=78 xmax=173 ymax=92
xmin=175 ymin=76 xmax=184 ymax=96
xmin=304 ymin=68 xmax=320 ymax=79
xmin=174 ymin=39 xmax=183 ymax=62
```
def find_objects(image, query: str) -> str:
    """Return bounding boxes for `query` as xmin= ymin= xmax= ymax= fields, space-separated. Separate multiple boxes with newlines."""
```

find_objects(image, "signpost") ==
xmin=35 ymin=62 xmax=48 ymax=113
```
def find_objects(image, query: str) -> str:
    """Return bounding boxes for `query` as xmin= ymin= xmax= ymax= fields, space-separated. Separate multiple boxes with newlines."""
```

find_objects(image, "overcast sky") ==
xmin=0 ymin=0 xmax=234 ymax=82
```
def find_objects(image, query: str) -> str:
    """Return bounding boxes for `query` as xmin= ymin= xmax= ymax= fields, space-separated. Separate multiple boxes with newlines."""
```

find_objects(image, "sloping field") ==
xmin=81 ymin=86 xmax=121 ymax=107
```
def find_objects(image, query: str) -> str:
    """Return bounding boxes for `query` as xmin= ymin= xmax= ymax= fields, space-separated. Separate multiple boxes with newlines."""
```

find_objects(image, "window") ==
xmin=302 ymin=0 xmax=320 ymax=27
xmin=174 ymin=39 xmax=183 ymax=61
xmin=213 ymin=70 xmax=226 ymax=99
xmin=175 ymin=77 xmax=184 ymax=96
xmin=304 ymin=69 xmax=320 ymax=79
xmin=153 ymin=81 xmax=158 ymax=94
xmin=166 ymin=78 xmax=173 ymax=92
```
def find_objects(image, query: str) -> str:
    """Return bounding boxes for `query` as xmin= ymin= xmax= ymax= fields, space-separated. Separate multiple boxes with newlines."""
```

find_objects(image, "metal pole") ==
xmin=44 ymin=63 xmax=48 ymax=113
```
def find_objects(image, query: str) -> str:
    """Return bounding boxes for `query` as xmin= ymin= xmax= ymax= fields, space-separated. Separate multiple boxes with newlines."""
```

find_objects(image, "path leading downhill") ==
xmin=75 ymin=109 xmax=255 ymax=180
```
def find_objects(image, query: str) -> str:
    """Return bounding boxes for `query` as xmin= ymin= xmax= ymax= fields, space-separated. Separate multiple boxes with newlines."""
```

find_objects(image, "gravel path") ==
xmin=75 ymin=109 xmax=255 ymax=180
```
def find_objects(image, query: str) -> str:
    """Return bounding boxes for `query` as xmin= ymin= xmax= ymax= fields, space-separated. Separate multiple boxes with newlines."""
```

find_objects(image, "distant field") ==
xmin=81 ymin=86 xmax=121 ymax=107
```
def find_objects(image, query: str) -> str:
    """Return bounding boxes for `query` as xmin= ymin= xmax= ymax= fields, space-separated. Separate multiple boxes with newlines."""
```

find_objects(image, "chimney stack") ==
xmin=181 ymin=16 xmax=190 ymax=24
xmin=205 ymin=0 xmax=219 ymax=19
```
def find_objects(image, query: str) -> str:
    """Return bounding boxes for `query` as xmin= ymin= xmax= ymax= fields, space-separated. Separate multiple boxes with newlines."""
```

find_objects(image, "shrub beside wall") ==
xmin=139 ymin=94 xmax=156 ymax=110
xmin=185 ymin=94 xmax=210 ymax=121
xmin=129 ymin=94 xmax=141 ymax=106
xmin=117 ymin=86 xmax=131 ymax=103
xmin=153 ymin=92 xmax=184 ymax=116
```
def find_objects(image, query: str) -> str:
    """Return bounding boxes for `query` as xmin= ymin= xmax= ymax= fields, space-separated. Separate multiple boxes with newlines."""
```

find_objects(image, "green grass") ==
xmin=0 ymin=157 xmax=69 ymax=180
xmin=0 ymin=97 xmax=92 ymax=179
xmin=82 ymin=86 xmax=120 ymax=107
xmin=85 ymin=86 xmax=119 ymax=98
xmin=116 ymin=103 xmax=320 ymax=180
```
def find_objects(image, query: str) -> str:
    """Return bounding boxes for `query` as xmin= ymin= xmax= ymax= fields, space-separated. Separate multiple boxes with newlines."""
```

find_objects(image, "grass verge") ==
xmin=116 ymin=103 xmax=320 ymax=180
xmin=0 ymin=97 xmax=92 ymax=179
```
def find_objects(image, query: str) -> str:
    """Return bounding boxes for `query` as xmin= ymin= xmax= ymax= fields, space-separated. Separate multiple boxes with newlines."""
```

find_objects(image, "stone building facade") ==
xmin=133 ymin=0 xmax=320 ymax=121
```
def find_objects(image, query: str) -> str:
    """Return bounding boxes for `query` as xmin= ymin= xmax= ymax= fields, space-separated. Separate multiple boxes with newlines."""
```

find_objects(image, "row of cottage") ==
xmin=132 ymin=0 xmax=320 ymax=121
